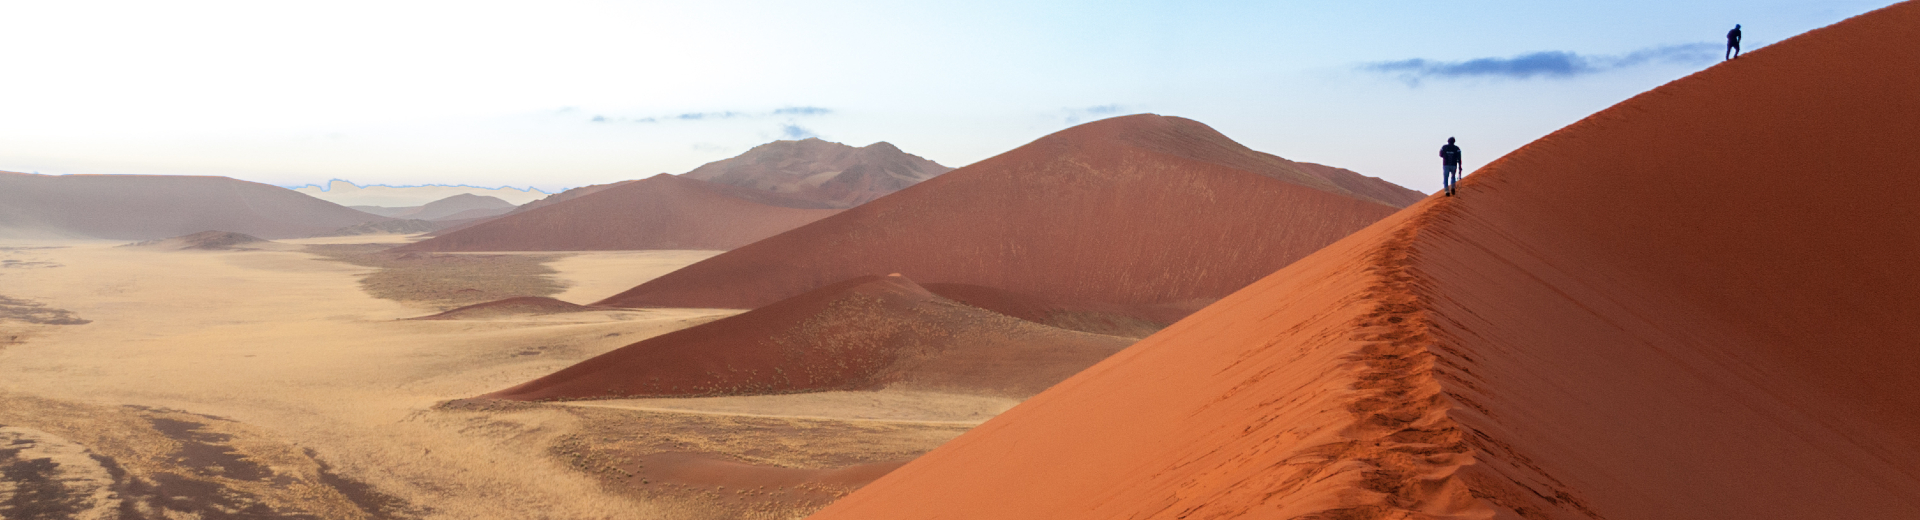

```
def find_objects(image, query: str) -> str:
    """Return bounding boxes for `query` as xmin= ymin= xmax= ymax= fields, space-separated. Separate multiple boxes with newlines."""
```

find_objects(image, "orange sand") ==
xmin=810 ymin=3 xmax=1920 ymax=518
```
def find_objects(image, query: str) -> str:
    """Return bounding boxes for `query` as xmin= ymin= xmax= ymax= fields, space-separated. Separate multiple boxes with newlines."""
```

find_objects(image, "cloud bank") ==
xmin=1364 ymin=43 xmax=1719 ymax=85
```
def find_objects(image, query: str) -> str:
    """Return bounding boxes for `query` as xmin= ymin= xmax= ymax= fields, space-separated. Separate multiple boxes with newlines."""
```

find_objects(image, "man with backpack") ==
xmin=1440 ymin=137 xmax=1463 ymax=196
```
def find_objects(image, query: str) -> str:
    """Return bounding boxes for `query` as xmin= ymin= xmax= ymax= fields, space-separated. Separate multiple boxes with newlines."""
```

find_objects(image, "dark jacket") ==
xmin=1440 ymin=144 xmax=1462 ymax=165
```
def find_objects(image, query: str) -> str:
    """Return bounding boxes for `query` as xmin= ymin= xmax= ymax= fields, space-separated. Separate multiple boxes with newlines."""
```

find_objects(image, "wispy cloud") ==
xmin=1062 ymin=104 xmax=1128 ymax=125
xmin=1363 ymin=43 xmax=1719 ymax=86
xmin=588 ymin=106 xmax=832 ymax=124
xmin=779 ymin=123 xmax=818 ymax=139
xmin=771 ymin=106 xmax=831 ymax=116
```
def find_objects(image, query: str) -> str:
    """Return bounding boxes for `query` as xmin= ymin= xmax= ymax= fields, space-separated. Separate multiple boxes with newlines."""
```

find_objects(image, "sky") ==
xmin=0 ymin=0 xmax=1900 ymax=194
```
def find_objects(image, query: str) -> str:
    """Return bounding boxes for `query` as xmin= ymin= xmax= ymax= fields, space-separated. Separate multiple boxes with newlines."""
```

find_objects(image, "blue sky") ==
xmin=0 ymin=0 xmax=1899 ymax=193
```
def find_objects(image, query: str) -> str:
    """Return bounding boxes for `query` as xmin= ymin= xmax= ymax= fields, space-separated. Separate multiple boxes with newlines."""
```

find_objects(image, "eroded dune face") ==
xmin=597 ymin=114 xmax=1420 ymax=316
xmin=807 ymin=3 xmax=1920 ymax=519
xmin=395 ymin=174 xmax=843 ymax=252
xmin=485 ymin=275 xmax=1132 ymax=401
xmin=0 ymin=173 xmax=384 ymax=240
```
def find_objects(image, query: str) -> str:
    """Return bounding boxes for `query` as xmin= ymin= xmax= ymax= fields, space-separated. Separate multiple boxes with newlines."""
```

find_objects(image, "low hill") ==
xmin=596 ymin=114 xmax=1421 ymax=321
xmin=484 ymin=274 xmax=1132 ymax=401
xmin=392 ymin=194 xmax=515 ymax=221
xmin=683 ymin=138 xmax=953 ymax=208
xmin=394 ymin=174 xmax=842 ymax=252
xmin=0 ymin=173 xmax=385 ymax=240
xmin=810 ymin=4 xmax=1920 ymax=518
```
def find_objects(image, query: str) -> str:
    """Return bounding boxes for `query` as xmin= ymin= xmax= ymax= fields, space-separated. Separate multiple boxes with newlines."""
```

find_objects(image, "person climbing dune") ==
xmin=1440 ymin=137 xmax=1463 ymax=196
xmin=1727 ymin=24 xmax=1743 ymax=60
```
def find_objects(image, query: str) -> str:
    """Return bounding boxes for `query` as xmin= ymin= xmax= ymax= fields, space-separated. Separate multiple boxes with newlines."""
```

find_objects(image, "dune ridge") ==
xmin=808 ymin=3 xmax=1920 ymax=518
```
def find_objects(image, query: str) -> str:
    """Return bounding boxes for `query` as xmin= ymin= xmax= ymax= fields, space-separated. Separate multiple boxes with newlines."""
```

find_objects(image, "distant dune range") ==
xmin=810 ymin=4 xmax=1920 ymax=519
xmin=596 ymin=115 xmax=1422 ymax=330
xmin=0 ymin=173 xmax=385 ymax=240
xmin=399 ymin=139 xmax=951 ymax=252
xmin=394 ymin=174 xmax=845 ymax=252
xmin=485 ymin=275 xmax=1132 ymax=401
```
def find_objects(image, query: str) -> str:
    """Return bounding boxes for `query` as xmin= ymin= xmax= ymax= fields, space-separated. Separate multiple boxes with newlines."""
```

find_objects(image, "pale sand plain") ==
xmin=0 ymin=239 xmax=976 ymax=519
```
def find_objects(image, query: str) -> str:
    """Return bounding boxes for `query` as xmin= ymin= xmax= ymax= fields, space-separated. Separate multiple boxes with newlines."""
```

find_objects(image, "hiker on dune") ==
xmin=1440 ymin=137 xmax=1463 ymax=197
xmin=1727 ymin=24 xmax=1743 ymax=60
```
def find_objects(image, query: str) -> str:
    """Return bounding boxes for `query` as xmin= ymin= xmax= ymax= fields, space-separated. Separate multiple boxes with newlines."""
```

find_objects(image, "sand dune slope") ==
xmin=487 ymin=275 xmax=1133 ymax=401
xmin=809 ymin=4 xmax=1920 ymax=519
xmin=598 ymin=114 xmax=1419 ymax=315
xmin=0 ymin=173 xmax=384 ymax=240
xmin=397 ymin=174 xmax=842 ymax=252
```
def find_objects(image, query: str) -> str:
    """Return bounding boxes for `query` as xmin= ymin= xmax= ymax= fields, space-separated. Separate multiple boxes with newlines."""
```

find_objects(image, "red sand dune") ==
xmin=683 ymin=138 xmax=953 ymax=208
xmin=485 ymin=274 xmax=1131 ymax=401
xmin=395 ymin=174 xmax=841 ymax=252
xmin=809 ymin=4 xmax=1920 ymax=519
xmin=0 ymin=173 xmax=383 ymax=240
xmin=597 ymin=115 xmax=1421 ymax=314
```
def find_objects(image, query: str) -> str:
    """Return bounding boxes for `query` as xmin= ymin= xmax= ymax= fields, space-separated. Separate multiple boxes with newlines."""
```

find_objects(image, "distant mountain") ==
xmin=683 ymin=138 xmax=953 ymax=208
xmin=0 ymin=173 xmax=385 ymax=240
xmin=392 ymin=174 xmax=842 ymax=252
xmin=292 ymin=180 xmax=549 ymax=206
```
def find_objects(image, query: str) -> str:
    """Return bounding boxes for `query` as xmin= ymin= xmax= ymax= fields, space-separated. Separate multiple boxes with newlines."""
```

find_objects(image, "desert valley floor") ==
xmin=0 ymin=237 xmax=997 ymax=519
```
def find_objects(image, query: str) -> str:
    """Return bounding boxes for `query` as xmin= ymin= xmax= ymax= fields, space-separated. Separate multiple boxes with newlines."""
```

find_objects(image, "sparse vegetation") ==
xmin=304 ymin=244 xmax=567 ymax=309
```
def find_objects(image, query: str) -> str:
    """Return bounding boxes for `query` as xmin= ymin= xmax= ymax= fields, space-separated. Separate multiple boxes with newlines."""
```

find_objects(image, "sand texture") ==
xmin=597 ymin=115 xmax=1419 ymax=317
xmin=682 ymin=138 xmax=953 ymax=208
xmin=488 ymin=274 xmax=1135 ymax=401
xmin=0 ymin=172 xmax=385 ymax=240
xmin=809 ymin=4 xmax=1920 ymax=519
xmin=396 ymin=175 xmax=842 ymax=252
xmin=0 ymin=241 xmax=1013 ymax=519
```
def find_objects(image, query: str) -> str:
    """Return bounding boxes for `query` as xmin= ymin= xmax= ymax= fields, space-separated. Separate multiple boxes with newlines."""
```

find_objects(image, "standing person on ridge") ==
xmin=1726 ymin=24 xmax=1743 ymax=60
xmin=1440 ymin=137 xmax=1463 ymax=197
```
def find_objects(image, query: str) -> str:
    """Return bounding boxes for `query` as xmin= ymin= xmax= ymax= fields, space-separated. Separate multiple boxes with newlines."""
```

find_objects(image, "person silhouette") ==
xmin=1440 ymin=137 xmax=1463 ymax=196
xmin=1726 ymin=24 xmax=1743 ymax=60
